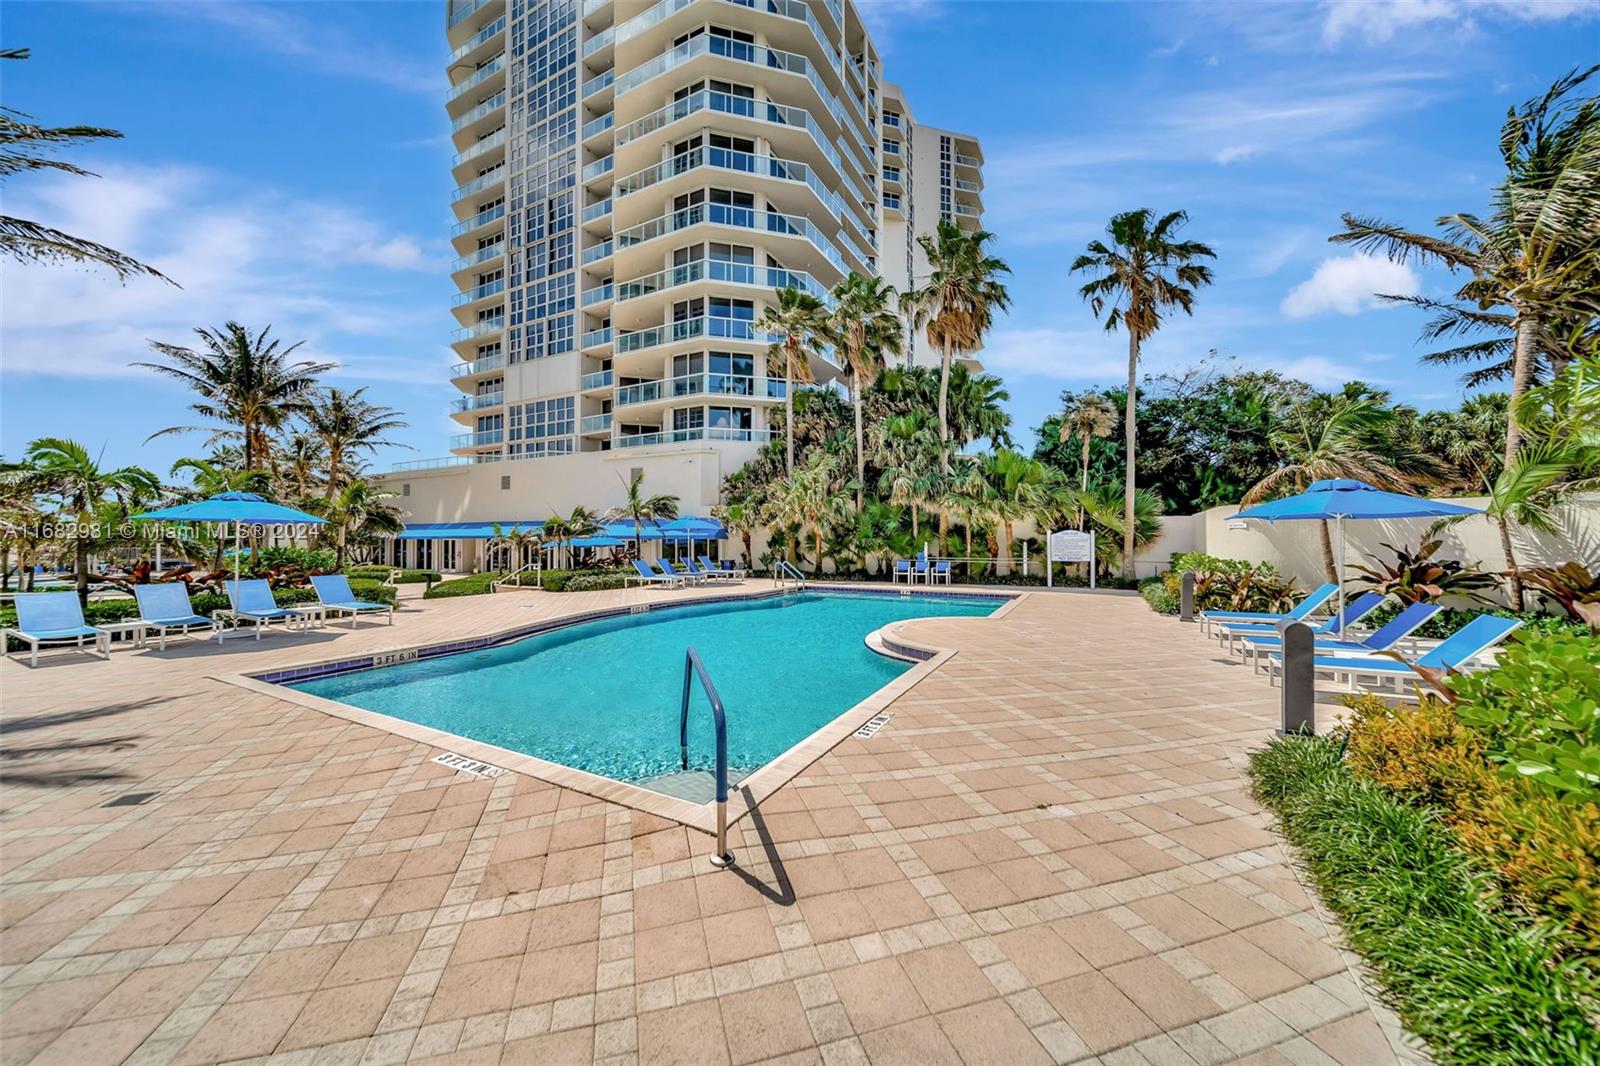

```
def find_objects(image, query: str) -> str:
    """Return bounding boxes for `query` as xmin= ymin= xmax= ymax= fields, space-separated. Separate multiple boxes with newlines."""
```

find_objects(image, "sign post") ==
xmin=1046 ymin=530 xmax=1095 ymax=589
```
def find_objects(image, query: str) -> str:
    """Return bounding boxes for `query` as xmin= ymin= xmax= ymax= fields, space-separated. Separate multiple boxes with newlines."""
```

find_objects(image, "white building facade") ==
xmin=379 ymin=0 xmax=984 ymax=570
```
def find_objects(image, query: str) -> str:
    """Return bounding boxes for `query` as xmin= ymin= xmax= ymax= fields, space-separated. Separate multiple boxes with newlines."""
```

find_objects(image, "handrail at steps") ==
xmin=491 ymin=559 xmax=539 ymax=592
xmin=772 ymin=560 xmax=806 ymax=589
xmin=680 ymin=646 xmax=732 ymax=867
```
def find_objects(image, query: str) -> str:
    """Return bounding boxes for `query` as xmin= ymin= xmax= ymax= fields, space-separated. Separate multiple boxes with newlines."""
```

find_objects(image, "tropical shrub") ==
xmin=422 ymin=572 xmax=499 ymax=598
xmin=344 ymin=565 xmax=395 ymax=581
xmin=1362 ymin=602 xmax=1589 ymax=641
xmin=1516 ymin=562 xmax=1600 ymax=631
xmin=1162 ymin=552 xmax=1295 ymax=613
xmin=1140 ymin=577 xmax=1178 ymax=614
xmin=248 ymin=546 xmax=337 ymax=575
xmin=1443 ymin=631 xmax=1600 ymax=804
xmin=539 ymin=568 xmax=615 ymax=592
xmin=391 ymin=569 xmax=441 ymax=584
xmin=1249 ymin=734 xmax=1600 ymax=1062
xmin=564 ymin=572 xmax=629 ymax=593
xmin=1349 ymin=539 xmax=1497 ymax=604
xmin=1343 ymin=694 xmax=1600 ymax=954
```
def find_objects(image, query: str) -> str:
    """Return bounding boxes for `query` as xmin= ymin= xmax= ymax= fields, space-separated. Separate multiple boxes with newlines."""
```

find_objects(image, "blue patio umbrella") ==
xmin=658 ymin=516 xmax=726 ymax=560
xmin=1232 ymin=479 xmax=1483 ymax=635
xmin=569 ymin=536 xmax=625 ymax=549
xmin=132 ymin=492 xmax=325 ymax=586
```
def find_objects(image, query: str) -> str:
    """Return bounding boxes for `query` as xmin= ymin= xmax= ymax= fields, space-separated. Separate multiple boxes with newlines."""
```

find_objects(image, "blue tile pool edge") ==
xmin=249 ymin=585 xmax=1015 ymax=686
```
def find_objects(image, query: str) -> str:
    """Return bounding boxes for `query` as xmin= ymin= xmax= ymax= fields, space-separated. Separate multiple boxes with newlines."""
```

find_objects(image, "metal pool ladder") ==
xmin=680 ymin=646 xmax=733 ymax=867
xmin=773 ymin=560 xmax=806 ymax=590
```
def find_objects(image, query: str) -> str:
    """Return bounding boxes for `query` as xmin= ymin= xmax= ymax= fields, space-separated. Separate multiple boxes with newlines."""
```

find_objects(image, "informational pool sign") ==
xmin=1047 ymin=530 xmax=1095 ymax=588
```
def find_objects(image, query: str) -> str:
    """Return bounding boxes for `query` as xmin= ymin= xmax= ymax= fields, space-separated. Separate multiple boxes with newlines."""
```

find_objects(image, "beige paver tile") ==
xmin=830 ymin=957 xmax=926 ymax=1035
xmin=719 ymin=981 xmax=814 ymax=1064
xmin=935 ymin=999 xmax=1052 ymax=1066
xmin=637 ymin=998 xmax=731 ymax=1066
xmin=175 ymin=992 xmax=310 ymax=1064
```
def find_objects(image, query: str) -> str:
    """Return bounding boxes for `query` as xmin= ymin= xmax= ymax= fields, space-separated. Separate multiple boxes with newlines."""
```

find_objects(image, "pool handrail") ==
xmin=679 ymin=645 xmax=732 ymax=867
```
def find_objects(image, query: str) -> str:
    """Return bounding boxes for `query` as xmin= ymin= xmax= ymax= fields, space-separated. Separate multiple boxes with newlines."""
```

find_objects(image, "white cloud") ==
xmin=978 ymin=327 xmax=1130 ymax=381
xmin=857 ymin=0 xmax=944 ymax=49
xmin=1320 ymin=0 xmax=1599 ymax=44
xmin=1280 ymin=253 xmax=1420 ymax=319
xmin=0 ymin=162 xmax=437 ymax=382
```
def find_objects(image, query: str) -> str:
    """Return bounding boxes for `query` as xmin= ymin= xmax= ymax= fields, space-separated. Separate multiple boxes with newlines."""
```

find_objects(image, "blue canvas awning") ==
xmin=395 ymin=521 xmax=543 ymax=540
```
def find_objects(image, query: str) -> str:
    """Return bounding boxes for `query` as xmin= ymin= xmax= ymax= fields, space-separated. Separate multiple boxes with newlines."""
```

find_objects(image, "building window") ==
xmin=501 ymin=475 xmax=511 ymax=490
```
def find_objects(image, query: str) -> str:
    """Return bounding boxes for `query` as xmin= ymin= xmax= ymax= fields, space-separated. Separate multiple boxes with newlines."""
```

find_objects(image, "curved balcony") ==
xmin=615 ymin=426 xmax=773 ymax=449
xmin=452 ymin=90 xmax=506 ymax=135
xmin=616 ymin=373 xmax=787 ymax=408
xmin=447 ymin=53 xmax=505 ymax=107
xmin=452 ymin=277 xmax=505 ymax=308
xmin=452 ymin=165 xmax=505 ymax=208
xmin=616 ymin=259 xmax=830 ymax=306
xmin=614 ymin=202 xmax=860 ymax=277
xmin=452 ymin=202 xmax=505 ymax=239
xmin=449 ymin=14 xmax=505 ymax=66
xmin=450 ymin=241 xmax=504 ymax=274
xmin=453 ymin=127 xmax=506 ymax=171
xmin=450 ymin=391 xmax=504 ymax=414
xmin=450 ymin=352 xmax=506 ymax=378
xmin=616 ymin=315 xmax=772 ymax=356
xmin=451 ymin=429 xmax=505 ymax=448
xmin=451 ymin=317 xmax=505 ymax=344
xmin=613 ymin=146 xmax=843 ymax=223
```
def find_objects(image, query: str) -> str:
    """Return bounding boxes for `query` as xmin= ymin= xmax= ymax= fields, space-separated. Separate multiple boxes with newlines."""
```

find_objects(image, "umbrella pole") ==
xmin=1336 ymin=515 xmax=1347 ymax=638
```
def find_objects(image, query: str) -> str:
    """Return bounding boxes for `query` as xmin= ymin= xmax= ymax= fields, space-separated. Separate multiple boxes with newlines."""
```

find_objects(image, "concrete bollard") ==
xmin=1180 ymin=571 xmax=1196 ymax=622
xmin=1278 ymin=620 xmax=1316 ymax=736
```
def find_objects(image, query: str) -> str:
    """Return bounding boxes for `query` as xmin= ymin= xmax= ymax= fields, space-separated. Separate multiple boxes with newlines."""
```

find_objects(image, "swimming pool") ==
xmin=287 ymin=591 xmax=1003 ymax=785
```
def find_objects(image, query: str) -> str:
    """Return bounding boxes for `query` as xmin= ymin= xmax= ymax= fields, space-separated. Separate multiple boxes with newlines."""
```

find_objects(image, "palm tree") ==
xmin=939 ymin=463 xmax=994 ymax=563
xmin=313 ymin=481 xmax=403 ymax=569
xmin=1076 ymin=480 xmax=1166 ymax=578
xmin=544 ymin=505 xmax=601 ymax=569
xmin=763 ymin=451 xmax=852 ymax=572
xmin=830 ymin=273 xmax=903 ymax=508
xmin=607 ymin=470 xmax=679 ymax=556
xmin=1058 ymin=390 xmax=1119 ymax=495
xmin=488 ymin=523 xmax=539 ymax=573
xmin=900 ymin=220 xmax=1012 ymax=472
xmin=278 ymin=433 xmax=327 ymax=501
xmin=1333 ymin=66 xmax=1599 ymax=471
xmin=1071 ymin=209 xmax=1215 ymax=578
xmin=1242 ymin=399 xmax=1417 ymax=581
xmin=138 ymin=323 xmax=334 ymax=472
xmin=757 ymin=286 xmax=832 ymax=473
xmin=873 ymin=412 xmax=941 ymax=540
xmin=0 ymin=49 xmax=173 ymax=283
xmin=983 ymin=449 xmax=1054 ymax=576
xmin=22 ymin=438 xmax=159 ymax=605
xmin=711 ymin=500 xmax=759 ymax=569
xmin=302 ymin=387 xmax=409 ymax=497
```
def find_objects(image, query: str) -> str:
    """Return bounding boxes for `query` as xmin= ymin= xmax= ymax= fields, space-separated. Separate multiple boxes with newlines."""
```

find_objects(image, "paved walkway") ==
xmin=0 ymin=585 xmax=1415 ymax=1065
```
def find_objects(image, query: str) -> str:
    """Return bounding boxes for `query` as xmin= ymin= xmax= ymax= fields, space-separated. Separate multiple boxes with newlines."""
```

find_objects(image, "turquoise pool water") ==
xmin=288 ymin=591 xmax=1003 ymax=784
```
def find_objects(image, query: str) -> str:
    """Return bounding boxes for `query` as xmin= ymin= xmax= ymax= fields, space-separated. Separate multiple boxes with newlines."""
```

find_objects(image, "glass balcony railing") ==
xmin=582 ymin=69 xmax=614 ymax=98
xmin=617 ymin=0 xmax=840 ymax=81
xmin=581 ymin=326 xmax=614 ymax=349
xmin=582 ymin=112 xmax=614 ymax=140
xmin=955 ymin=152 xmax=981 ymax=168
xmin=450 ymin=352 xmax=505 ymax=376
xmin=615 ymin=379 xmax=664 ymax=406
xmin=451 ymin=90 xmax=505 ymax=133
xmin=614 ymin=89 xmax=864 ymax=205
xmin=452 ymin=278 xmax=505 ymax=306
xmin=615 ymin=315 xmax=772 ymax=355
xmin=582 ymin=25 xmax=613 ymax=56
xmin=581 ymin=154 xmax=613 ymax=182
xmin=953 ymin=202 xmax=980 ymax=218
xmin=954 ymin=177 xmax=982 ymax=192
xmin=581 ymin=198 xmax=612 ymax=223
xmin=448 ymin=0 xmax=494 ymax=30
xmin=616 ymin=427 xmax=773 ymax=449
xmin=616 ymin=258 xmax=830 ymax=305
xmin=450 ymin=391 xmax=504 ymax=413
xmin=616 ymin=374 xmax=788 ymax=407
xmin=614 ymin=145 xmax=843 ymax=221
xmin=449 ymin=14 xmax=505 ymax=64
xmin=581 ymin=283 xmax=614 ymax=306
xmin=580 ymin=369 xmax=614 ymax=390
xmin=583 ymin=0 xmax=608 ymax=14
xmin=451 ymin=202 xmax=505 ymax=236
xmin=613 ymin=202 xmax=858 ymax=275
xmin=451 ymin=317 xmax=504 ymax=343
xmin=450 ymin=242 xmax=504 ymax=272
xmin=451 ymin=429 xmax=505 ymax=448
xmin=453 ymin=127 xmax=506 ymax=168
xmin=581 ymin=413 xmax=614 ymax=433
xmin=581 ymin=239 xmax=614 ymax=264
xmin=447 ymin=54 xmax=505 ymax=103
xmin=452 ymin=165 xmax=505 ymax=204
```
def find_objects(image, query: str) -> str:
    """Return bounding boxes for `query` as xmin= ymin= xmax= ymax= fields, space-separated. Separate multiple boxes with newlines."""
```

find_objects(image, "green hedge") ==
xmin=344 ymin=565 xmax=395 ymax=581
xmin=391 ymin=569 xmax=440 ymax=584
xmin=564 ymin=572 xmax=630 ymax=592
xmin=1250 ymin=736 xmax=1600 ymax=1064
xmin=1363 ymin=601 xmax=1589 ymax=640
xmin=1140 ymin=577 xmax=1178 ymax=614
xmin=422 ymin=572 xmax=501 ymax=599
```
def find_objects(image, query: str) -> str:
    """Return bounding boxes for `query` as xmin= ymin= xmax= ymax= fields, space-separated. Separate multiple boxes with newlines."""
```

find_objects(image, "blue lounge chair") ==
xmin=1269 ymin=614 xmax=1523 ymax=694
xmin=659 ymin=559 xmax=706 ymax=585
xmin=630 ymin=559 xmax=683 ymax=588
xmin=133 ymin=584 xmax=222 ymax=650
xmin=930 ymin=560 xmax=953 ymax=585
xmin=1219 ymin=593 xmax=1386 ymax=653
xmin=687 ymin=557 xmax=733 ymax=581
xmin=911 ymin=554 xmax=930 ymax=583
xmin=310 ymin=575 xmax=394 ymax=628
xmin=225 ymin=579 xmax=308 ymax=638
xmin=1199 ymin=582 xmax=1339 ymax=637
xmin=699 ymin=555 xmax=745 ymax=580
xmin=892 ymin=560 xmax=912 ymax=584
xmin=1241 ymin=600 xmax=1441 ymax=672
xmin=2 ymin=592 xmax=110 ymax=666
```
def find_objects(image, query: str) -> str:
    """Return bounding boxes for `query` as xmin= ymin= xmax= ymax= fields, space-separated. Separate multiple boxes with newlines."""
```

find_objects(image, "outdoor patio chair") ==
xmin=2 ymin=592 xmax=111 ymax=667
xmin=1218 ymin=592 xmax=1387 ymax=654
xmin=892 ymin=560 xmax=912 ymax=584
xmin=133 ymin=583 xmax=222 ymax=650
xmin=1240 ymin=600 xmax=1441 ymax=673
xmin=700 ymin=556 xmax=745 ymax=580
xmin=1199 ymin=582 xmax=1338 ymax=637
xmin=225 ymin=580 xmax=309 ymax=638
xmin=658 ymin=559 xmax=707 ymax=585
xmin=630 ymin=560 xmax=684 ymax=588
xmin=1267 ymin=614 xmax=1523 ymax=694
xmin=310 ymin=575 xmax=394 ymax=627
xmin=930 ymin=560 xmax=953 ymax=585
xmin=911 ymin=555 xmax=931 ymax=583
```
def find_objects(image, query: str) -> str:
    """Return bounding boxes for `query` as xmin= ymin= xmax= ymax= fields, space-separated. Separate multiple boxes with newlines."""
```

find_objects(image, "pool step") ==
xmin=635 ymin=769 xmax=719 ymax=804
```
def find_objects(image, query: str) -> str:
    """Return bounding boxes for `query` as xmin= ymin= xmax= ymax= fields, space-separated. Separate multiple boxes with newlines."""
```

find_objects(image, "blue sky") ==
xmin=3 ymin=0 xmax=1597 ymax=476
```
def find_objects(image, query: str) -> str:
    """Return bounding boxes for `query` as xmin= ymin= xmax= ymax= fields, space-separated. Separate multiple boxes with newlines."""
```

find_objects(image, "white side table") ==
xmin=97 ymin=620 xmax=151 ymax=650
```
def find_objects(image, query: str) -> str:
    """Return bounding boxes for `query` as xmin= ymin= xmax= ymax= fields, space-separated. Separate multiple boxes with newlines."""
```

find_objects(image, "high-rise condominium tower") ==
xmin=379 ymin=0 xmax=985 ymax=571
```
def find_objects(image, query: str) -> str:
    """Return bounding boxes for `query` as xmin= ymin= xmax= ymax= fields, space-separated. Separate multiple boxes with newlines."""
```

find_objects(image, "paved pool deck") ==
xmin=0 ymin=582 xmax=1417 ymax=1065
